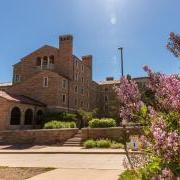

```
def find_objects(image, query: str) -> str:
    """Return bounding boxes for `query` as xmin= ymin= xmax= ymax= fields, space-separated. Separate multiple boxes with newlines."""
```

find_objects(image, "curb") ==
xmin=0 ymin=151 xmax=144 ymax=155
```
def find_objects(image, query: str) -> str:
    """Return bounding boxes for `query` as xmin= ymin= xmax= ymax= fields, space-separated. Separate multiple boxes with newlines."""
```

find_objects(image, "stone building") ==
xmin=0 ymin=34 xmax=148 ymax=130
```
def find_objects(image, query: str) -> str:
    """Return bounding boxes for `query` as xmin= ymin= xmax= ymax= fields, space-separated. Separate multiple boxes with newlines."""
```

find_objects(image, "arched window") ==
xmin=49 ymin=55 xmax=54 ymax=64
xmin=36 ymin=57 xmax=41 ymax=66
xmin=36 ymin=110 xmax=43 ymax=125
xmin=10 ymin=107 xmax=21 ymax=125
xmin=24 ymin=109 xmax=33 ymax=125
xmin=43 ymin=56 xmax=48 ymax=65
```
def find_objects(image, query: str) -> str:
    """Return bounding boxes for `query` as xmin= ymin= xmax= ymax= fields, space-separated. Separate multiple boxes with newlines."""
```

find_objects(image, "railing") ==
xmin=35 ymin=64 xmax=55 ymax=71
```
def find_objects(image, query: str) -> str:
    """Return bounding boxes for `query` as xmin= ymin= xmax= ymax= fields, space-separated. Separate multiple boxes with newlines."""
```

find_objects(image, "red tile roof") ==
xmin=0 ymin=91 xmax=46 ymax=107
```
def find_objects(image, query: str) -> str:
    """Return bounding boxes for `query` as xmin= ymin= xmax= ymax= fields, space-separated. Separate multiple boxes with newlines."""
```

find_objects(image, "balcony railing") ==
xmin=36 ymin=64 xmax=55 ymax=71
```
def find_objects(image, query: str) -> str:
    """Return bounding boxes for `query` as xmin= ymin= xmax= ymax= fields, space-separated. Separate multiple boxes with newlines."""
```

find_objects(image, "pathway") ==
xmin=0 ymin=153 xmax=126 ymax=180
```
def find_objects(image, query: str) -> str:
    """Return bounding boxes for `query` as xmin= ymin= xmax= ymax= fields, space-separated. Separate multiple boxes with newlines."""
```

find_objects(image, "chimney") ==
xmin=59 ymin=34 xmax=73 ymax=56
xmin=106 ymin=77 xmax=114 ymax=81
xmin=82 ymin=55 xmax=92 ymax=68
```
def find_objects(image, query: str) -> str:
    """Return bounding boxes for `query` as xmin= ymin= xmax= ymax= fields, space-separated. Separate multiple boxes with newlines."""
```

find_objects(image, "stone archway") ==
xmin=10 ymin=107 xmax=21 ymax=125
xmin=24 ymin=109 xmax=33 ymax=125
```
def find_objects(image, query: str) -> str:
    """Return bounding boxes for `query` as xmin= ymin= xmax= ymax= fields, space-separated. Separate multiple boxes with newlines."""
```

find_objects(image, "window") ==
xmin=75 ymin=60 xmax=78 ymax=68
xmin=81 ymin=88 xmax=84 ymax=94
xmin=81 ymin=77 xmax=84 ymax=83
xmin=36 ymin=57 xmax=41 ymax=66
xmin=104 ymin=95 xmax=108 ymax=102
xmin=43 ymin=77 xmax=48 ymax=87
xmin=14 ymin=75 xmax=21 ymax=82
xmin=75 ymin=73 xmax=78 ymax=81
xmin=49 ymin=55 xmax=54 ymax=64
xmin=10 ymin=107 xmax=21 ymax=125
xmin=75 ymin=86 xmax=78 ymax=93
xmin=81 ymin=65 xmax=84 ymax=71
xmin=62 ymin=94 xmax=66 ymax=104
xmin=62 ymin=79 xmax=67 ymax=89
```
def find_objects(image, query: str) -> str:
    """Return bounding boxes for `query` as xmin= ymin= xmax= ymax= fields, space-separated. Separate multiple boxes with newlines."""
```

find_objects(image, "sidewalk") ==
xmin=28 ymin=168 xmax=122 ymax=180
xmin=0 ymin=145 xmax=143 ymax=154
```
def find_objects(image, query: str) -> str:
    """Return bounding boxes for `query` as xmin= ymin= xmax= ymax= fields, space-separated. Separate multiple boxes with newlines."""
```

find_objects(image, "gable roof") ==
xmin=0 ymin=91 xmax=46 ymax=107
xmin=13 ymin=45 xmax=58 ymax=66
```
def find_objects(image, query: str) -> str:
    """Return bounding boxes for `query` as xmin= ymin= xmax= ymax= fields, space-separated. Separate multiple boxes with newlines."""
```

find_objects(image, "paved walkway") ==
xmin=28 ymin=169 xmax=122 ymax=180
xmin=0 ymin=145 xmax=142 ymax=154
xmin=0 ymin=153 xmax=126 ymax=180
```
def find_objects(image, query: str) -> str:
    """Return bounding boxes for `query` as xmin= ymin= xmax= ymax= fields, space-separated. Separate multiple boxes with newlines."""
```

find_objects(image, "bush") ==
xmin=88 ymin=118 xmax=116 ymax=128
xmin=96 ymin=139 xmax=111 ymax=148
xmin=111 ymin=142 xmax=124 ymax=149
xmin=77 ymin=109 xmax=93 ymax=127
xmin=43 ymin=121 xmax=76 ymax=129
xmin=118 ymin=169 xmax=141 ymax=180
xmin=83 ymin=140 xmax=96 ymax=148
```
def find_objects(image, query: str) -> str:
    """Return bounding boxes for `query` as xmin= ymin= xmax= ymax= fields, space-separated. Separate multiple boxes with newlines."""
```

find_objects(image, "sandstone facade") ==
xmin=0 ymin=34 xmax=148 ymax=130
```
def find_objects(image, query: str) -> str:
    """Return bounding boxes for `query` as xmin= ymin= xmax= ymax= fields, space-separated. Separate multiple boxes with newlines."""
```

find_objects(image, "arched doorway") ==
xmin=24 ymin=109 xmax=33 ymax=125
xmin=10 ymin=107 xmax=21 ymax=125
xmin=36 ymin=110 xmax=43 ymax=125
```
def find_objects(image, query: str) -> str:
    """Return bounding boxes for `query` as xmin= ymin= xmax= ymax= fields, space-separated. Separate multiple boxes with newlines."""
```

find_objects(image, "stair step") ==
xmin=62 ymin=132 xmax=82 ymax=147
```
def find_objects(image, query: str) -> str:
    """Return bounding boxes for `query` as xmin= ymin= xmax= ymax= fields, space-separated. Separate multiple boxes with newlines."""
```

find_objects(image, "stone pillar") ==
xmin=47 ymin=56 xmax=50 ymax=69
xmin=20 ymin=108 xmax=25 ymax=129
xmin=40 ymin=58 xmax=43 ymax=70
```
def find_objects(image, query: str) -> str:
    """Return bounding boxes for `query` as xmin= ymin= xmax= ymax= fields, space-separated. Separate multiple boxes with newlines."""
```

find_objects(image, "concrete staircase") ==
xmin=62 ymin=130 xmax=82 ymax=147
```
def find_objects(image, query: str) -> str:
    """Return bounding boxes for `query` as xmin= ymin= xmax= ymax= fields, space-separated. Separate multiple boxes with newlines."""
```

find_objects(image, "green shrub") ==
xmin=111 ymin=142 xmax=124 ymax=149
xmin=78 ymin=109 xmax=93 ymax=127
xmin=118 ymin=169 xmax=141 ymax=180
xmin=96 ymin=139 xmax=111 ymax=148
xmin=43 ymin=121 xmax=76 ymax=129
xmin=83 ymin=140 xmax=96 ymax=148
xmin=89 ymin=118 xmax=116 ymax=128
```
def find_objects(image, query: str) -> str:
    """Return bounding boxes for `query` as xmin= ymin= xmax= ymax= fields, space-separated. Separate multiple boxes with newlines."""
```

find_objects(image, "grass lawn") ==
xmin=0 ymin=166 xmax=55 ymax=180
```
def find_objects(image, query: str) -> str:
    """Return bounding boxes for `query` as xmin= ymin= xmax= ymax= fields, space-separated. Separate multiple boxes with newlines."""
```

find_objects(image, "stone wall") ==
xmin=81 ymin=127 xmax=143 ymax=141
xmin=0 ymin=128 xmax=78 ymax=144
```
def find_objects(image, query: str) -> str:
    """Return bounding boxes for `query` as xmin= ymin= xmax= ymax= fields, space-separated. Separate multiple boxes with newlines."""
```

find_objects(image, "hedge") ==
xmin=43 ymin=121 xmax=76 ymax=129
xmin=88 ymin=118 xmax=116 ymax=128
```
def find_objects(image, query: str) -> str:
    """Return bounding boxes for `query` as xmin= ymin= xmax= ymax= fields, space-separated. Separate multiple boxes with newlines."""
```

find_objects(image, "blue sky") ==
xmin=0 ymin=0 xmax=179 ymax=82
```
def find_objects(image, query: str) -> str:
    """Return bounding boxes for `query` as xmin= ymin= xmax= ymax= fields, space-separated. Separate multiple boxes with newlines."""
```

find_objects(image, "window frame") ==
xmin=14 ymin=74 xmax=21 ymax=82
xmin=62 ymin=79 xmax=67 ymax=89
xmin=62 ymin=94 xmax=66 ymax=104
xmin=43 ymin=77 xmax=48 ymax=87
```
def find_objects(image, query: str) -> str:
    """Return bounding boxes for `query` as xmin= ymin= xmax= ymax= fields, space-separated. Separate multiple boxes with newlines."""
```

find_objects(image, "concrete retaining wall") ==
xmin=0 ymin=128 xmax=78 ymax=144
xmin=81 ymin=127 xmax=143 ymax=141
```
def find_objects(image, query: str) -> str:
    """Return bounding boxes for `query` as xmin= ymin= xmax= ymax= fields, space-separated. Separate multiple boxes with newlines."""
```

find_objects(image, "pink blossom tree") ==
xmin=167 ymin=32 xmax=180 ymax=58
xmin=114 ymin=76 xmax=144 ymax=123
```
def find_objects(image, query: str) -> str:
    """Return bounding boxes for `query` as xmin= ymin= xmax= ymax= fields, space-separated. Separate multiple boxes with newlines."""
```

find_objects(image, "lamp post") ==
xmin=118 ymin=47 xmax=124 ymax=77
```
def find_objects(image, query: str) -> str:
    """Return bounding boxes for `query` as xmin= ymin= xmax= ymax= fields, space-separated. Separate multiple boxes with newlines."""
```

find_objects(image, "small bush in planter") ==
xmin=88 ymin=118 xmax=116 ymax=128
xmin=83 ymin=140 xmax=96 ymax=148
xmin=43 ymin=121 xmax=76 ymax=129
xmin=111 ymin=142 xmax=124 ymax=149
xmin=96 ymin=139 xmax=111 ymax=148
